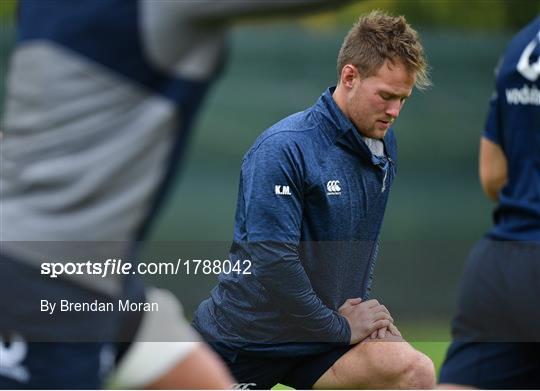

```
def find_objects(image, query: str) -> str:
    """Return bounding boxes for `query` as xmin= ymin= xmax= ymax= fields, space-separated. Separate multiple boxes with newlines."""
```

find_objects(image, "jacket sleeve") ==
xmin=241 ymin=133 xmax=350 ymax=344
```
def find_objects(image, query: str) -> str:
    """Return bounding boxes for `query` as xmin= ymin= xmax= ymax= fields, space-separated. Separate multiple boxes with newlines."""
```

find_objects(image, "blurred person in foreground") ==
xmin=438 ymin=15 xmax=540 ymax=390
xmin=193 ymin=11 xmax=436 ymax=390
xmin=0 ymin=0 xmax=351 ymax=389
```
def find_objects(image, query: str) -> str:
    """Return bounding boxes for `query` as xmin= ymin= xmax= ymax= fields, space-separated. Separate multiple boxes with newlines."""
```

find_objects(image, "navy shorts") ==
xmin=211 ymin=344 xmax=352 ymax=390
xmin=0 ymin=255 xmax=144 ymax=389
xmin=440 ymin=341 xmax=540 ymax=389
xmin=0 ymin=340 xmax=115 ymax=389
xmin=439 ymin=238 xmax=540 ymax=388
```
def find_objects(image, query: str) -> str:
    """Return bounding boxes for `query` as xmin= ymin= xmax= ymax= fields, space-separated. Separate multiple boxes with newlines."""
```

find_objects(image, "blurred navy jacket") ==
xmin=483 ymin=16 xmax=540 ymax=241
xmin=193 ymin=87 xmax=397 ymax=357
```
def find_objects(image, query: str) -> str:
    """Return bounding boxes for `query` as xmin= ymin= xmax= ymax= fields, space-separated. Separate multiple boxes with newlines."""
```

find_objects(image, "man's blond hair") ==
xmin=337 ymin=10 xmax=430 ymax=90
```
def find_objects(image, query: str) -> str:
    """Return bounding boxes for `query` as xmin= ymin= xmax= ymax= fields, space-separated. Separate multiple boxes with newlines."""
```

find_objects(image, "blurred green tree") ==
xmin=301 ymin=0 xmax=539 ymax=31
xmin=0 ymin=0 xmax=17 ymax=23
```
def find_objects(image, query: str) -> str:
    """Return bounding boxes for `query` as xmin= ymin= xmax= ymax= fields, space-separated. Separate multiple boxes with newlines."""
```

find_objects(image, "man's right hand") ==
xmin=338 ymin=298 xmax=393 ymax=345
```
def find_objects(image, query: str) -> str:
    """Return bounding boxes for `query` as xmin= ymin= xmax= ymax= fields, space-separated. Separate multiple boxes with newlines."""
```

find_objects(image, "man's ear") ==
xmin=340 ymin=64 xmax=358 ymax=89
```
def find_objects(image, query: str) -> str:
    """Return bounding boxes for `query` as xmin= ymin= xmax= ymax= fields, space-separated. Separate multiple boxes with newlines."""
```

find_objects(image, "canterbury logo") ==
xmin=326 ymin=180 xmax=341 ymax=195
xmin=275 ymin=185 xmax=291 ymax=196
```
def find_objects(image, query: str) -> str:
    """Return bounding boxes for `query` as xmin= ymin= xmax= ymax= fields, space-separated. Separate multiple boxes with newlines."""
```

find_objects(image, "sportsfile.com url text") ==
xmin=41 ymin=259 xmax=252 ymax=278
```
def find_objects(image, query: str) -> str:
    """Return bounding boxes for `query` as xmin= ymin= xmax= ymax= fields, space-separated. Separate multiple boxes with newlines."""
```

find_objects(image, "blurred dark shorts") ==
xmin=439 ymin=341 xmax=540 ymax=389
xmin=439 ymin=238 xmax=540 ymax=388
xmin=212 ymin=344 xmax=352 ymax=390
xmin=0 ymin=340 xmax=115 ymax=389
xmin=0 ymin=254 xmax=144 ymax=388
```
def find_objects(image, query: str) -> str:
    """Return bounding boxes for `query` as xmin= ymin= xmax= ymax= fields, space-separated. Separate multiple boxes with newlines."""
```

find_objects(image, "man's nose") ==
xmin=386 ymin=100 xmax=401 ymax=118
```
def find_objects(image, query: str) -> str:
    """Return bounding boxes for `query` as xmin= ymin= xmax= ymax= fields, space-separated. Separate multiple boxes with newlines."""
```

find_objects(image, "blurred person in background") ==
xmin=438 ymin=15 xmax=540 ymax=390
xmin=193 ymin=11 xmax=436 ymax=390
xmin=0 ymin=0 xmax=351 ymax=389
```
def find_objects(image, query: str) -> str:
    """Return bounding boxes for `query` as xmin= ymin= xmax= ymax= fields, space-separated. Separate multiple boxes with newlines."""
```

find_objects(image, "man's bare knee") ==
xmin=314 ymin=339 xmax=435 ymax=389
xmin=363 ymin=341 xmax=435 ymax=389
xmin=401 ymin=351 xmax=436 ymax=389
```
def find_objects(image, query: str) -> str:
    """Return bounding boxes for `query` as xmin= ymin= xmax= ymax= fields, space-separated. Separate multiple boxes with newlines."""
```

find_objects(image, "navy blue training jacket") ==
xmin=193 ymin=87 xmax=397 ymax=357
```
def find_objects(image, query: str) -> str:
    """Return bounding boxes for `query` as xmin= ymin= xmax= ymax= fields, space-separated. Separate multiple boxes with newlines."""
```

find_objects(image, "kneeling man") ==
xmin=194 ymin=11 xmax=435 ymax=390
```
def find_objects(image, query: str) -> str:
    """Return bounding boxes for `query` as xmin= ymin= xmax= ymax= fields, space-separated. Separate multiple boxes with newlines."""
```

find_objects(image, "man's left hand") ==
xmin=369 ymin=323 xmax=402 ymax=340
